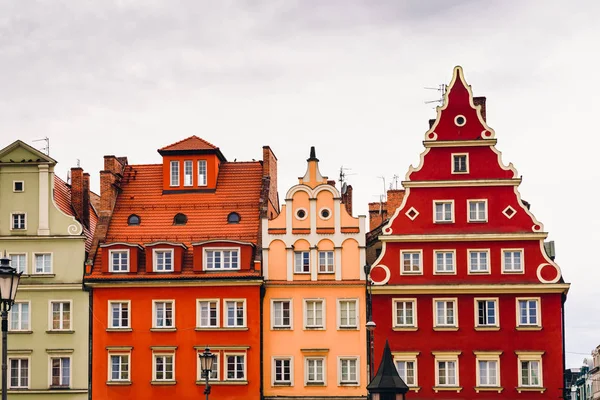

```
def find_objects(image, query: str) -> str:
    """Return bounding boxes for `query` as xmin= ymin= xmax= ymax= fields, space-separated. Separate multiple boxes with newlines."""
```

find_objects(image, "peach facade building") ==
xmin=262 ymin=147 xmax=368 ymax=399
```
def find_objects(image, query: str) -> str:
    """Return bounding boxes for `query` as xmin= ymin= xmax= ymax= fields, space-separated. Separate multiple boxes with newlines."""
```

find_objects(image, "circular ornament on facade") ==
xmin=481 ymin=130 xmax=493 ymax=138
xmin=295 ymin=208 xmax=308 ymax=220
xmin=369 ymin=264 xmax=391 ymax=285
xmin=454 ymin=115 xmax=467 ymax=127
xmin=532 ymin=224 xmax=542 ymax=232
xmin=428 ymin=132 xmax=438 ymax=140
xmin=536 ymin=263 xmax=561 ymax=284
xmin=319 ymin=207 xmax=332 ymax=220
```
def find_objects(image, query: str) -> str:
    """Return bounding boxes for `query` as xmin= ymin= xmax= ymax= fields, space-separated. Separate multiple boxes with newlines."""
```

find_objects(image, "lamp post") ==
xmin=199 ymin=347 xmax=216 ymax=400
xmin=0 ymin=254 xmax=22 ymax=400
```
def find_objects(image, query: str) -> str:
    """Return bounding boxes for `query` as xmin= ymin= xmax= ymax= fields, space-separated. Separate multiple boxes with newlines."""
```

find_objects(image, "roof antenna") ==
xmin=424 ymin=84 xmax=447 ymax=109
xmin=76 ymin=159 xmax=81 ymax=167
xmin=378 ymin=176 xmax=387 ymax=201
xmin=339 ymin=166 xmax=355 ymax=193
xmin=33 ymin=137 xmax=50 ymax=156
xmin=390 ymin=174 xmax=400 ymax=190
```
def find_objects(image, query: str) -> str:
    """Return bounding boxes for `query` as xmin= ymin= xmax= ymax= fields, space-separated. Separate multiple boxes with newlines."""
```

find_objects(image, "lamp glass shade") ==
xmin=199 ymin=348 xmax=215 ymax=372
xmin=0 ymin=268 xmax=20 ymax=303
xmin=366 ymin=320 xmax=376 ymax=332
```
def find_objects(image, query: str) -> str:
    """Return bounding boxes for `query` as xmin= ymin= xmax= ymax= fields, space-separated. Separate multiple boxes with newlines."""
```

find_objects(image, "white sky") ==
xmin=1 ymin=0 xmax=598 ymax=368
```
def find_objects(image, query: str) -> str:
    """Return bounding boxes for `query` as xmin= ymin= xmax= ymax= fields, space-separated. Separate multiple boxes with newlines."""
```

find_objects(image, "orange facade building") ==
xmin=85 ymin=137 xmax=278 ymax=400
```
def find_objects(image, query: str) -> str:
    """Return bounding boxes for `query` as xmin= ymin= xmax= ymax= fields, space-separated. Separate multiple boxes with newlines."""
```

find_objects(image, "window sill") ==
xmin=393 ymin=326 xmax=418 ymax=331
xmin=400 ymin=271 xmax=423 ymax=275
xmin=195 ymin=327 xmax=248 ymax=331
xmin=515 ymin=326 xmax=542 ymax=331
xmin=106 ymin=328 xmax=132 ymax=332
xmin=304 ymin=327 xmax=325 ymax=331
xmin=293 ymin=272 xmax=311 ymax=275
xmin=150 ymin=328 xmax=177 ymax=332
xmin=502 ymin=270 xmax=525 ymax=274
xmin=272 ymin=382 xmax=292 ymax=386
xmin=150 ymin=380 xmax=176 ymax=386
xmin=305 ymin=382 xmax=325 ymax=386
xmin=271 ymin=326 xmax=292 ymax=331
xmin=339 ymin=382 xmax=359 ymax=386
xmin=408 ymin=386 xmax=421 ymax=393
xmin=29 ymin=274 xmax=55 ymax=278
xmin=468 ymin=270 xmax=491 ymax=275
xmin=433 ymin=327 xmax=459 ymax=331
xmin=317 ymin=271 xmax=335 ymax=275
xmin=46 ymin=330 xmax=74 ymax=334
xmin=474 ymin=326 xmax=500 ymax=331
xmin=475 ymin=386 xmax=503 ymax=393
xmin=338 ymin=326 xmax=358 ymax=331
xmin=434 ymin=221 xmax=454 ymax=224
xmin=106 ymin=381 xmax=132 ymax=386
xmin=516 ymin=386 xmax=545 ymax=393
xmin=49 ymin=386 xmax=72 ymax=390
xmin=196 ymin=380 xmax=248 ymax=386
xmin=8 ymin=330 xmax=33 ymax=334
xmin=433 ymin=386 xmax=462 ymax=393
xmin=203 ymin=269 xmax=242 ymax=272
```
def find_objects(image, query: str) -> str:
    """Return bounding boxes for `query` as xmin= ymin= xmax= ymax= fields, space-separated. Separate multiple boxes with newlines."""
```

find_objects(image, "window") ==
xmin=475 ymin=299 xmax=498 ymax=327
xmin=294 ymin=251 xmax=310 ymax=273
xmin=517 ymin=353 xmax=543 ymax=388
xmin=478 ymin=360 xmax=498 ymax=386
xmin=153 ymin=354 xmax=174 ymax=381
xmin=226 ymin=354 xmax=245 ymax=381
xmin=437 ymin=360 xmax=458 ymax=386
xmin=9 ymin=253 xmax=26 ymax=274
xmin=50 ymin=357 xmax=70 ymax=387
xmin=503 ymin=249 xmax=524 ymax=273
xmin=434 ymin=299 xmax=457 ymax=328
xmin=272 ymin=300 xmax=291 ymax=329
xmin=170 ymin=161 xmax=179 ymax=186
xmin=34 ymin=253 xmax=52 ymax=274
xmin=320 ymin=208 xmax=331 ymax=220
xmin=401 ymin=251 xmax=422 ymax=274
xmin=110 ymin=250 xmax=129 ymax=272
xmin=394 ymin=355 xmax=418 ymax=387
xmin=468 ymin=200 xmax=487 ymax=222
xmin=205 ymin=248 xmax=239 ymax=270
xmin=198 ymin=160 xmax=207 ymax=186
xmin=184 ymin=160 xmax=193 ymax=186
xmin=173 ymin=213 xmax=187 ymax=225
xmin=318 ymin=251 xmax=334 ymax=273
xmin=13 ymin=181 xmax=24 ymax=192
xmin=9 ymin=358 xmax=28 ymax=388
xmin=469 ymin=250 xmax=489 ymax=273
xmin=306 ymin=358 xmax=325 ymax=385
xmin=127 ymin=214 xmax=140 ymax=226
xmin=227 ymin=212 xmax=240 ymax=224
xmin=517 ymin=299 xmax=540 ymax=327
xmin=11 ymin=213 xmax=26 ymax=230
xmin=225 ymin=300 xmax=245 ymax=327
xmin=394 ymin=299 xmax=417 ymax=328
xmin=434 ymin=201 xmax=453 ymax=223
xmin=305 ymin=300 xmax=324 ymax=329
xmin=273 ymin=358 xmax=292 ymax=385
xmin=197 ymin=300 xmax=219 ymax=328
xmin=338 ymin=300 xmax=357 ymax=329
xmin=109 ymin=301 xmax=130 ymax=329
xmin=109 ymin=354 xmax=130 ymax=382
xmin=452 ymin=153 xmax=468 ymax=173
xmin=198 ymin=352 xmax=219 ymax=380
xmin=50 ymin=301 xmax=71 ymax=331
xmin=295 ymin=208 xmax=307 ymax=220
xmin=153 ymin=301 xmax=174 ymax=328
xmin=153 ymin=249 xmax=173 ymax=272
xmin=10 ymin=302 xmax=30 ymax=331
xmin=339 ymin=358 xmax=358 ymax=384
xmin=434 ymin=251 xmax=455 ymax=274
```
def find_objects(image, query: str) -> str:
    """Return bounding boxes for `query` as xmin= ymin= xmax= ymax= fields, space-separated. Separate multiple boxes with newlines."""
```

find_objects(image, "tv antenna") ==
xmin=390 ymin=174 xmax=400 ymax=190
xmin=339 ymin=166 xmax=355 ymax=190
xmin=378 ymin=176 xmax=386 ymax=201
xmin=424 ymin=84 xmax=447 ymax=107
xmin=33 ymin=137 xmax=50 ymax=155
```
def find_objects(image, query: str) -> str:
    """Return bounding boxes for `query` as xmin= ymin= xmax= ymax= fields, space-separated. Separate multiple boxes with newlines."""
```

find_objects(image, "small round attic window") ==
xmin=454 ymin=115 xmax=466 ymax=127
xmin=228 ymin=212 xmax=241 ymax=224
xmin=128 ymin=214 xmax=140 ymax=226
xmin=320 ymin=208 xmax=331 ymax=220
xmin=296 ymin=208 xmax=307 ymax=220
xmin=173 ymin=213 xmax=188 ymax=225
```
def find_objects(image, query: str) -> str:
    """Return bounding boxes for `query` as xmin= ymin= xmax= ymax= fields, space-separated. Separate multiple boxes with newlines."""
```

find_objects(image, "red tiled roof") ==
xmin=159 ymin=136 xmax=219 ymax=151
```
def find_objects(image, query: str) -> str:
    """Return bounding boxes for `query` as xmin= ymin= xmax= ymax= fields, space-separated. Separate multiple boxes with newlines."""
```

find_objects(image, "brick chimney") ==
xmin=83 ymin=173 xmax=90 ymax=228
xmin=473 ymin=96 xmax=486 ymax=122
xmin=386 ymin=190 xmax=405 ymax=216
xmin=262 ymin=146 xmax=279 ymax=212
xmin=341 ymin=184 xmax=353 ymax=216
xmin=71 ymin=167 xmax=84 ymax=225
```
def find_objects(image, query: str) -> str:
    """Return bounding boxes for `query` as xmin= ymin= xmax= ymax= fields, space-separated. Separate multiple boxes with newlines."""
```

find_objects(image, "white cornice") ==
xmin=379 ymin=232 xmax=547 ymax=242
xmin=423 ymin=139 xmax=497 ymax=148
xmin=402 ymin=179 xmax=521 ymax=188
xmin=84 ymin=280 xmax=263 ymax=288
xmin=372 ymin=283 xmax=570 ymax=295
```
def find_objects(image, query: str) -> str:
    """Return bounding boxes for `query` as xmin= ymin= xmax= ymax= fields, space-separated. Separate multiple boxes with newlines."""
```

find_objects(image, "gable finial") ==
xmin=307 ymin=146 xmax=319 ymax=162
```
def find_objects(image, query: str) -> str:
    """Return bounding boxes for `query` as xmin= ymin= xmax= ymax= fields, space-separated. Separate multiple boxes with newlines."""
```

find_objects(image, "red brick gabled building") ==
xmin=368 ymin=67 xmax=569 ymax=399
xmin=85 ymin=136 xmax=278 ymax=400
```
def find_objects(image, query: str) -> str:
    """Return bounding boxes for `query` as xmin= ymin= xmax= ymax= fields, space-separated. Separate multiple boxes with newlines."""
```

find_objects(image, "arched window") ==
xmin=128 ymin=214 xmax=141 ymax=226
xmin=227 ymin=212 xmax=241 ymax=224
xmin=173 ymin=213 xmax=187 ymax=225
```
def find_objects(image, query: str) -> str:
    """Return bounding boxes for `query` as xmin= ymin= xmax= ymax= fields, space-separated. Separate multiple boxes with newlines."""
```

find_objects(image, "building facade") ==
xmin=367 ymin=67 xmax=569 ymax=398
xmin=85 ymin=136 xmax=278 ymax=400
xmin=0 ymin=140 xmax=95 ymax=399
xmin=262 ymin=147 xmax=368 ymax=400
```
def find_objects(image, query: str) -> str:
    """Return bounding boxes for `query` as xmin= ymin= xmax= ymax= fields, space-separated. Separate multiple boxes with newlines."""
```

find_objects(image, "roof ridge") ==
xmin=159 ymin=135 xmax=219 ymax=151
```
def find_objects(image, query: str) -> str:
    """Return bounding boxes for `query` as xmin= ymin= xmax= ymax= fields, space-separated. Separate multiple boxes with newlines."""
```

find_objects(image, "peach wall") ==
xmin=268 ymin=240 xmax=287 ymax=280
xmin=291 ymin=191 xmax=310 ymax=230
xmin=341 ymin=239 xmax=361 ymax=280
xmin=315 ymin=190 xmax=334 ymax=229
xmin=269 ymin=205 xmax=287 ymax=229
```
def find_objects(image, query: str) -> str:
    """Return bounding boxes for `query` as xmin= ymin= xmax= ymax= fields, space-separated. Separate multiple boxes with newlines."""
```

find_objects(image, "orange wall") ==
xmin=161 ymin=154 xmax=220 ymax=191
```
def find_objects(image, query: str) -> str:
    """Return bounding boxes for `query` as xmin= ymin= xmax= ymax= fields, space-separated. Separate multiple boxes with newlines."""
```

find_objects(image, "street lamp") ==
xmin=199 ymin=347 xmax=216 ymax=400
xmin=0 ymin=254 xmax=22 ymax=400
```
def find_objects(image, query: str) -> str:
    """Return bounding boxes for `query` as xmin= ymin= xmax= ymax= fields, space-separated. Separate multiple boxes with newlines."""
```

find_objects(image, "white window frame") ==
xmin=224 ymin=299 xmax=246 ymax=328
xmin=153 ymin=352 xmax=175 ymax=382
xmin=474 ymin=352 xmax=501 ymax=388
xmin=8 ymin=356 xmax=30 ymax=389
xmin=468 ymin=249 xmax=490 ymax=274
xmin=305 ymin=357 xmax=326 ymax=386
xmin=468 ymin=199 xmax=488 ymax=222
xmin=451 ymin=153 xmax=469 ymax=174
xmin=13 ymin=181 xmax=25 ymax=193
xmin=294 ymin=251 xmax=310 ymax=274
xmin=502 ymin=249 xmax=524 ymax=274
xmin=196 ymin=299 xmax=220 ymax=328
xmin=169 ymin=160 xmax=179 ymax=187
xmin=183 ymin=160 xmax=193 ymax=187
xmin=338 ymin=356 xmax=359 ymax=385
xmin=516 ymin=298 xmax=541 ymax=328
xmin=108 ymin=300 xmax=131 ymax=329
xmin=271 ymin=299 xmax=292 ymax=329
xmin=433 ymin=200 xmax=454 ymax=223
xmin=400 ymin=250 xmax=422 ymax=275
xmin=224 ymin=353 xmax=246 ymax=381
xmin=33 ymin=252 xmax=53 ymax=274
xmin=203 ymin=247 xmax=240 ymax=271
xmin=10 ymin=212 xmax=27 ymax=230
xmin=272 ymin=356 xmax=293 ymax=386
xmin=109 ymin=249 xmax=130 ymax=273
xmin=197 ymin=351 xmax=219 ymax=381
xmin=9 ymin=301 xmax=31 ymax=332
xmin=393 ymin=352 xmax=419 ymax=388
xmin=198 ymin=160 xmax=207 ymax=186
xmin=48 ymin=300 xmax=72 ymax=331
xmin=108 ymin=352 xmax=131 ymax=383
xmin=474 ymin=298 xmax=499 ymax=328
xmin=433 ymin=298 xmax=458 ymax=328
xmin=152 ymin=300 xmax=175 ymax=329
xmin=8 ymin=253 xmax=27 ymax=274
xmin=393 ymin=298 xmax=417 ymax=329
xmin=304 ymin=299 xmax=325 ymax=329
xmin=434 ymin=352 xmax=460 ymax=387
xmin=318 ymin=250 xmax=335 ymax=273
xmin=433 ymin=250 xmax=456 ymax=274
xmin=49 ymin=355 xmax=71 ymax=388
xmin=153 ymin=249 xmax=174 ymax=272
xmin=337 ymin=299 xmax=358 ymax=330
xmin=516 ymin=352 xmax=543 ymax=388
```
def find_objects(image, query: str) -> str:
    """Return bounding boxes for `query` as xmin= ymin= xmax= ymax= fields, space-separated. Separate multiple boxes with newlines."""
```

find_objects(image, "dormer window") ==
xmin=204 ymin=248 xmax=240 ymax=270
xmin=127 ymin=214 xmax=140 ymax=226
xmin=184 ymin=160 xmax=193 ymax=186
xmin=173 ymin=213 xmax=187 ymax=225
xmin=153 ymin=249 xmax=173 ymax=272
xmin=227 ymin=212 xmax=240 ymax=224
xmin=170 ymin=161 xmax=179 ymax=186
xmin=198 ymin=160 xmax=207 ymax=186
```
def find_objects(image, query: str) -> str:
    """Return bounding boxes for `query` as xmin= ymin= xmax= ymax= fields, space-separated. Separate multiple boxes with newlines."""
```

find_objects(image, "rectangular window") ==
xmin=13 ymin=181 xmax=24 ymax=192
xmin=469 ymin=250 xmax=489 ymax=273
xmin=170 ymin=161 xmax=179 ymax=186
xmin=10 ymin=302 xmax=30 ymax=331
xmin=394 ymin=300 xmax=416 ymax=327
xmin=154 ymin=250 xmax=173 ymax=272
xmin=198 ymin=300 xmax=219 ymax=328
xmin=110 ymin=250 xmax=129 ymax=272
xmin=109 ymin=301 xmax=130 ymax=329
xmin=478 ymin=360 xmax=498 ymax=386
xmin=318 ymin=251 xmax=334 ymax=273
xmin=520 ymin=360 xmax=541 ymax=387
xmin=469 ymin=200 xmax=487 ymax=222
xmin=205 ymin=249 xmax=239 ymax=270
xmin=294 ymin=251 xmax=310 ymax=273
xmin=34 ymin=253 xmax=52 ymax=274
xmin=503 ymin=250 xmax=523 ymax=272
xmin=338 ymin=300 xmax=357 ymax=329
xmin=437 ymin=360 xmax=457 ymax=386
xmin=11 ymin=213 xmax=26 ymax=230
xmin=476 ymin=299 xmax=498 ymax=327
xmin=395 ymin=360 xmax=416 ymax=386
xmin=109 ymin=354 xmax=130 ymax=382
xmin=50 ymin=301 xmax=71 ymax=331
xmin=305 ymin=300 xmax=324 ymax=329
xmin=198 ymin=160 xmax=207 ymax=186
xmin=9 ymin=254 xmax=26 ymax=274
xmin=154 ymin=354 xmax=174 ymax=381
xmin=154 ymin=301 xmax=174 ymax=328
xmin=273 ymin=358 xmax=292 ymax=385
xmin=434 ymin=201 xmax=453 ymax=223
xmin=434 ymin=251 xmax=455 ymax=273
xmin=272 ymin=300 xmax=291 ymax=329
xmin=184 ymin=160 xmax=193 ymax=186
xmin=518 ymin=299 xmax=540 ymax=326
xmin=225 ymin=300 xmax=245 ymax=327
xmin=9 ymin=358 xmax=28 ymax=388
xmin=50 ymin=357 xmax=70 ymax=387
xmin=452 ymin=154 xmax=468 ymax=173
xmin=434 ymin=299 xmax=457 ymax=327
xmin=226 ymin=354 xmax=245 ymax=380
xmin=306 ymin=358 xmax=325 ymax=384
xmin=339 ymin=358 xmax=358 ymax=384
xmin=198 ymin=352 xmax=219 ymax=380
xmin=401 ymin=251 xmax=422 ymax=274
